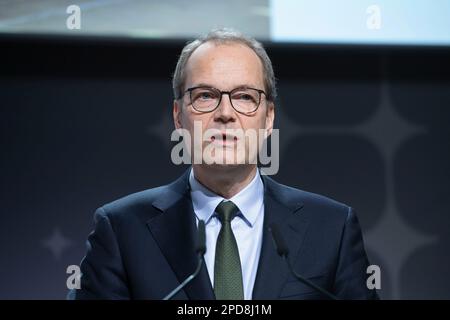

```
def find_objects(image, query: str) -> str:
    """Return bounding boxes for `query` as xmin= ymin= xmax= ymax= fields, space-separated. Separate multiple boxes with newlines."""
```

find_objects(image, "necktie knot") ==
xmin=215 ymin=200 xmax=239 ymax=224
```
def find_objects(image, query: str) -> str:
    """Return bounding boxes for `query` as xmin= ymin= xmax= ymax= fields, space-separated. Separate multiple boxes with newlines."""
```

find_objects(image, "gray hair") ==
xmin=172 ymin=28 xmax=277 ymax=102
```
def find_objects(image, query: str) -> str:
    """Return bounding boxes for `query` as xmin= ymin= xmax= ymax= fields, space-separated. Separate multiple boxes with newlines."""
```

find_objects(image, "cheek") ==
xmin=241 ymin=115 xmax=267 ymax=132
xmin=182 ymin=113 xmax=213 ymax=137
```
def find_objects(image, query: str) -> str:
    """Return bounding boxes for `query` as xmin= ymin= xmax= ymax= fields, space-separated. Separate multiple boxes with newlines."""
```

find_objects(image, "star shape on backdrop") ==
xmin=354 ymin=79 xmax=426 ymax=160
xmin=357 ymin=76 xmax=433 ymax=298
xmin=146 ymin=111 xmax=174 ymax=150
xmin=364 ymin=200 xmax=437 ymax=298
xmin=42 ymin=227 xmax=73 ymax=261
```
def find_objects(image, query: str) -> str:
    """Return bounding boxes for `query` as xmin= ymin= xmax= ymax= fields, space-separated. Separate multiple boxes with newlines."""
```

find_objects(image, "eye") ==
xmin=199 ymin=92 xmax=214 ymax=99
xmin=193 ymin=89 xmax=216 ymax=101
xmin=233 ymin=92 xmax=257 ymax=103
xmin=240 ymin=94 xmax=253 ymax=101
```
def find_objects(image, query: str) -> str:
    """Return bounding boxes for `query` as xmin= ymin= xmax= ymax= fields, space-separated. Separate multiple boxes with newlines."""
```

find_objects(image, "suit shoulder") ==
xmin=96 ymin=184 xmax=169 ymax=221
xmin=266 ymin=176 xmax=351 ymax=220
xmin=92 ymin=170 xmax=188 ymax=226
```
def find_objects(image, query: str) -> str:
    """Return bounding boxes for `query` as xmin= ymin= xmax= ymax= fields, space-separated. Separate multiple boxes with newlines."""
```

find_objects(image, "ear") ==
xmin=264 ymin=102 xmax=275 ymax=137
xmin=173 ymin=99 xmax=183 ymax=129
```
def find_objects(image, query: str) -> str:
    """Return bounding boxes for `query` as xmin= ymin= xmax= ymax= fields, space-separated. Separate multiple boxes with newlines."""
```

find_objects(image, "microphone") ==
xmin=163 ymin=220 xmax=206 ymax=300
xmin=269 ymin=224 xmax=339 ymax=300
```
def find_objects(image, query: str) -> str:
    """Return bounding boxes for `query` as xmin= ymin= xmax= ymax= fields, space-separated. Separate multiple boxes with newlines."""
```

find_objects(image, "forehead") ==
xmin=184 ymin=41 xmax=264 ymax=89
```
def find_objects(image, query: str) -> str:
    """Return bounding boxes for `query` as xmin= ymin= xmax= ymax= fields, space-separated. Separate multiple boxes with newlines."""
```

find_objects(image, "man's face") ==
xmin=173 ymin=41 xmax=275 ymax=168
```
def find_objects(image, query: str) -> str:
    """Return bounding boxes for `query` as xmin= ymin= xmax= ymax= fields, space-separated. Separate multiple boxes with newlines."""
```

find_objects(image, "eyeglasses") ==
xmin=182 ymin=86 xmax=267 ymax=115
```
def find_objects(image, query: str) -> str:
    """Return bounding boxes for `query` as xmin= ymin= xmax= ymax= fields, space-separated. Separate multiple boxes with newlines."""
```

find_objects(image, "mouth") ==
xmin=210 ymin=133 xmax=238 ymax=145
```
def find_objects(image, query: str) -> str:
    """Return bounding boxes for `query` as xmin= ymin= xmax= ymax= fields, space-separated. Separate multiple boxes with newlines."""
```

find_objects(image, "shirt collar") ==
xmin=189 ymin=167 xmax=264 ymax=227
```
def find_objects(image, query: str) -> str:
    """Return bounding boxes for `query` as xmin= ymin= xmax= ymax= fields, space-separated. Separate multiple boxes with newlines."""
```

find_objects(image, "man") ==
xmin=69 ymin=29 xmax=377 ymax=300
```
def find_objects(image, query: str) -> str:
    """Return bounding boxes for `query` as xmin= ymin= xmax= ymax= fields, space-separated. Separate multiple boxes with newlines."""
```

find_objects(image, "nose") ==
xmin=213 ymin=93 xmax=236 ymax=123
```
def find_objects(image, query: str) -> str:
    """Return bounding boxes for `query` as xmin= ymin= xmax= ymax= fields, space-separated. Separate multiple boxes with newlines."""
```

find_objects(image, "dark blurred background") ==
xmin=1 ymin=0 xmax=449 ymax=299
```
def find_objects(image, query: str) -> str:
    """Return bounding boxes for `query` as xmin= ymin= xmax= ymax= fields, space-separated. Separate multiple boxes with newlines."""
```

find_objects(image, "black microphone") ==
xmin=163 ymin=220 xmax=206 ymax=300
xmin=269 ymin=224 xmax=339 ymax=300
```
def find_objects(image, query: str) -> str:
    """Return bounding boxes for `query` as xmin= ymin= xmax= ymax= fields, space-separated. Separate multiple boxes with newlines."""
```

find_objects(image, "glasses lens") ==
xmin=230 ymin=88 xmax=260 ymax=113
xmin=190 ymin=87 xmax=220 ymax=112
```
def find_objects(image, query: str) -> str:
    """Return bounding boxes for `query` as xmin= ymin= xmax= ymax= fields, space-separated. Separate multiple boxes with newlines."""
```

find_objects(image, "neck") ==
xmin=192 ymin=164 xmax=257 ymax=199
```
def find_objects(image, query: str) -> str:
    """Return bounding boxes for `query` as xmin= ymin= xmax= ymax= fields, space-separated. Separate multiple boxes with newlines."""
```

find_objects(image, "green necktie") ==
xmin=214 ymin=200 xmax=244 ymax=300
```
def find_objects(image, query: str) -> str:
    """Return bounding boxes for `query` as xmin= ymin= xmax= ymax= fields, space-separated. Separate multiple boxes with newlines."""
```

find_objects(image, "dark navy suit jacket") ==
xmin=69 ymin=169 xmax=378 ymax=300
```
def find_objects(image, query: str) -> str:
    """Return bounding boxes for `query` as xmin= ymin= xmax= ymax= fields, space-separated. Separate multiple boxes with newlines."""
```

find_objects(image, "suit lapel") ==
xmin=146 ymin=169 xmax=215 ymax=300
xmin=146 ymin=169 xmax=309 ymax=300
xmin=252 ymin=175 xmax=310 ymax=299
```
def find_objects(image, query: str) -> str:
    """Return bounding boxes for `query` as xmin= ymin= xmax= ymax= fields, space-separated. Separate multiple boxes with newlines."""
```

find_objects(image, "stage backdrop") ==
xmin=1 ymin=34 xmax=449 ymax=299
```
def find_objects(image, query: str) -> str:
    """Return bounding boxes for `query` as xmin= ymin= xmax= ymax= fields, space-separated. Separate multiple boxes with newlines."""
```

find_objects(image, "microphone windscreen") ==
xmin=269 ymin=224 xmax=289 ymax=257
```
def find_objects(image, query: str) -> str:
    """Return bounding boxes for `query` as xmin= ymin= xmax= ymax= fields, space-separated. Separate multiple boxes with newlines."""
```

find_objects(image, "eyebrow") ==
xmin=190 ymin=83 xmax=259 ymax=90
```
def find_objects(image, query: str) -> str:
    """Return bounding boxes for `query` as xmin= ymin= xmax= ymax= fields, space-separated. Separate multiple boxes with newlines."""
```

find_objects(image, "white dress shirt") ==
xmin=189 ymin=167 xmax=265 ymax=300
